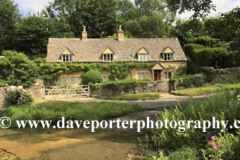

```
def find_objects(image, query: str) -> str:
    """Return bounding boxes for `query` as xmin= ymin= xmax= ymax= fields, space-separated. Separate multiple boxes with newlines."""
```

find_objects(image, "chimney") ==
xmin=118 ymin=26 xmax=124 ymax=42
xmin=82 ymin=26 xmax=88 ymax=41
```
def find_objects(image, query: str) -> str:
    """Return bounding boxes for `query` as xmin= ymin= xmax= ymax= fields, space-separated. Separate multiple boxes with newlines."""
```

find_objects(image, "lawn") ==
xmin=0 ymin=101 xmax=143 ymax=128
xmin=92 ymin=92 xmax=160 ymax=100
xmin=171 ymin=82 xmax=240 ymax=96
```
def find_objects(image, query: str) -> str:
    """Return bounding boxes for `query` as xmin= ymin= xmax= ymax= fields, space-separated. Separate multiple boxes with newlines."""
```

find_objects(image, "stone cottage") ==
xmin=46 ymin=26 xmax=187 ymax=84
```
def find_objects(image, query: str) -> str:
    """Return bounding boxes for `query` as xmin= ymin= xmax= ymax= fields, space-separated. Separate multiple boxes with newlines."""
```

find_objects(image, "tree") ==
xmin=81 ymin=70 xmax=102 ymax=84
xmin=166 ymin=0 xmax=216 ymax=18
xmin=14 ymin=14 xmax=74 ymax=59
xmin=43 ymin=0 xmax=118 ymax=38
xmin=0 ymin=51 xmax=39 ymax=87
xmin=0 ymin=0 xmax=21 ymax=54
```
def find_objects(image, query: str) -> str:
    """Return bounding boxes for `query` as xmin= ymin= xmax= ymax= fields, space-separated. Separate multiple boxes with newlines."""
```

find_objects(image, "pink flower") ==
xmin=207 ymin=141 xmax=211 ymax=145
xmin=213 ymin=145 xmax=217 ymax=149
xmin=211 ymin=136 xmax=216 ymax=141
xmin=159 ymin=151 xmax=162 ymax=154
xmin=131 ymin=154 xmax=135 ymax=159
xmin=209 ymin=155 xmax=212 ymax=157
xmin=225 ymin=149 xmax=228 ymax=151
xmin=220 ymin=144 xmax=223 ymax=147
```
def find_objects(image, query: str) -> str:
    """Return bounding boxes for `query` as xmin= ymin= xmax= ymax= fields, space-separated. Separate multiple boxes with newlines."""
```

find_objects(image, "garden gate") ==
xmin=157 ymin=81 xmax=169 ymax=92
xmin=41 ymin=84 xmax=90 ymax=99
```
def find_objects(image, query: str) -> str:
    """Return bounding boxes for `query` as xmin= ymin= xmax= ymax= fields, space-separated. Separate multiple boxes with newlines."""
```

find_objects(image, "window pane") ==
xmin=110 ymin=54 xmax=113 ymax=61
xmin=67 ymin=77 xmax=70 ymax=84
xmin=137 ymin=73 xmax=141 ymax=80
xmin=63 ymin=55 xmax=65 ymax=62
xmin=142 ymin=73 xmax=145 ymax=79
xmin=71 ymin=77 xmax=75 ymax=84
xmin=164 ymin=72 xmax=167 ymax=79
xmin=138 ymin=55 xmax=141 ymax=61
xmin=104 ymin=76 xmax=108 ymax=82
xmin=62 ymin=77 xmax=66 ymax=84
xmin=145 ymin=55 xmax=148 ymax=61
xmin=171 ymin=53 xmax=173 ymax=60
xmin=58 ymin=78 xmax=61 ymax=84
xmin=146 ymin=73 xmax=149 ymax=79
xmin=75 ymin=77 xmax=79 ymax=84
xmin=142 ymin=55 xmax=145 ymax=61
xmin=103 ymin=55 xmax=107 ymax=61
xmin=164 ymin=54 xmax=167 ymax=60
xmin=70 ymin=55 xmax=73 ymax=62
xmin=168 ymin=72 xmax=172 ymax=79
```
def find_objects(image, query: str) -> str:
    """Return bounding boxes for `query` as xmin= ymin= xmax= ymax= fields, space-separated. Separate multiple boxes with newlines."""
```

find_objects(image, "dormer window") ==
xmin=61 ymin=48 xmax=74 ymax=62
xmin=102 ymin=48 xmax=114 ymax=62
xmin=137 ymin=47 xmax=149 ymax=61
xmin=161 ymin=47 xmax=174 ymax=61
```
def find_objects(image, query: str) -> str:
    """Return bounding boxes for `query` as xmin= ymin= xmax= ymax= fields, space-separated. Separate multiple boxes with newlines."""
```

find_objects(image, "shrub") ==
xmin=81 ymin=70 xmax=102 ymax=84
xmin=169 ymin=146 xmax=199 ymax=160
xmin=5 ymin=88 xmax=34 ymax=105
xmin=199 ymin=67 xmax=217 ymax=82
xmin=177 ymin=75 xmax=205 ymax=88
xmin=0 ymin=50 xmax=39 ymax=87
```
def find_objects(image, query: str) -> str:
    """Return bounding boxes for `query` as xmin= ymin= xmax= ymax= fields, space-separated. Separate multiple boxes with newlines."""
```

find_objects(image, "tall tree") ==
xmin=0 ymin=0 xmax=21 ymax=54
xmin=166 ymin=0 xmax=216 ymax=18
xmin=14 ymin=14 xmax=74 ymax=59
xmin=43 ymin=0 xmax=118 ymax=38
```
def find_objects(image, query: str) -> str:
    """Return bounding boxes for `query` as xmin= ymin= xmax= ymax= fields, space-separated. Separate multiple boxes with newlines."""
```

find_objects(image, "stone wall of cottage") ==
xmin=0 ymin=86 xmax=42 ymax=108
xmin=91 ymin=82 xmax=159 ymax=96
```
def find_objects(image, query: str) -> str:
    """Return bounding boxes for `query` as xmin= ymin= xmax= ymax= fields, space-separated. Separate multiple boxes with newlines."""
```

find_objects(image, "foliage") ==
xmin=171 ymin=82 xmax=240 ymax=96
xmin=38 ymin=62 xmax=155 ymax=83
xmin=81 ymin=70 xmax=103 ymax=85
xmin=169 ymin=146 xmax=199 ymax=160
xmin=167 ymin=0 xmax=216 ymax=18
xmin=0 ymin=101 xmax=143 ymax=128
xmin=172 ymin=75 xmax=205 ymax=88
xmin=43 ymin=0 xmax=118 ymax=38
xmin=5 ymin=88 xmax=34 ymax=105
xmin=152 ymin=89 xmax=240 ymax=155
xmin=0 ymin=51 xmax=39 ymax=87
xmin=90 ymin=79 xmax=149 ymax=93
xmin=0 ymin=0 xmax=21 ymax=54
xmin=92 ymin=92 xmax=159 ymax=100
xmin=199 ymin=67 xmax=217 ymax=82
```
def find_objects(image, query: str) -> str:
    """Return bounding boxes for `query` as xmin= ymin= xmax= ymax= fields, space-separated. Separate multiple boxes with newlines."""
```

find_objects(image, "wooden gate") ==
xmin=157 ymin=81 xmax=169 ymax=92
xmin=41 ymin=85 xmax=90 ymax=99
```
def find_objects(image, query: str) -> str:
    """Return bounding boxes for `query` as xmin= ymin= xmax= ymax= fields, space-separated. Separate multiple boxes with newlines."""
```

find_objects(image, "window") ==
xmin=138 ymin=54 xmax=148 ymax=61
xmin=164 ymin=72 xmax=172 ymax=79
xmin=163 ymin=53 xmax=174 ymax=61
xmin=58 ymin=77 xmax=80 ymax=85
xmin=103 ymin=76 xmax=108 ymax=82
xmin=61 ymin=55 xmax=73 ymax=62
xmin=137 ymin=72 xmax=149 ymax=80
xmin=103 ymin=54 xmax=113 ymax=62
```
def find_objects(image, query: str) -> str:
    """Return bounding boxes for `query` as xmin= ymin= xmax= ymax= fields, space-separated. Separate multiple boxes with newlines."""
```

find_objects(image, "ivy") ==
xmin=38 ymin=62 xmax=155 ymax=83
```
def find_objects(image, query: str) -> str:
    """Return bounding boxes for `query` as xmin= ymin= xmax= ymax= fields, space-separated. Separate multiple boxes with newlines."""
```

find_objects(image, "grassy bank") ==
xmin=92 ymin=92 xmax=159 ymax=100
xmin=0 ymin=101 xmax=143 ymax=128
xmin=171 ymin=82 xmax=240 ymax=96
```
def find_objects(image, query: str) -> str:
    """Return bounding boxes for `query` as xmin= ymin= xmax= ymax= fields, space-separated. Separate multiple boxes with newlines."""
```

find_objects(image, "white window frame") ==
xmin=103 ymin=54 xmax=114 ymax=62
xmin=58 ymin=76 xmax=80 ymax=85
xmin=136 ymin=72 xmax=150 ymax=80
xmin=138 ymin=54 xmax=149 ymax=61
xmin=164 ymin=72 xmax=172 ymax=79
xmin=103 ymin=75 xmax=108 ymax=82
xmin=61 ymin=55 xmax=73 ymax=62
xmin=163 ymin=53 xmax=174 ymax=61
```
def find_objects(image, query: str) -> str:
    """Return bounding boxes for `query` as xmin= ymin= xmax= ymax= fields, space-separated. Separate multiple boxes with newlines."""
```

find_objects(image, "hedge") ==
xmin=171 ymin=74 xmax=206 ymax=88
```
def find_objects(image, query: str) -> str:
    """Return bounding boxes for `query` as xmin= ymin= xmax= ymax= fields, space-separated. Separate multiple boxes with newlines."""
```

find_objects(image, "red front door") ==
xmin=154 ymin=70 xmax=161 ymax=81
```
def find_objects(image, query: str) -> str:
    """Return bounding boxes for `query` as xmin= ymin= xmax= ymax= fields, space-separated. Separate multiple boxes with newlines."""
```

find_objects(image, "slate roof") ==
xmin=46 ymin=38 xmax=187 ymax=62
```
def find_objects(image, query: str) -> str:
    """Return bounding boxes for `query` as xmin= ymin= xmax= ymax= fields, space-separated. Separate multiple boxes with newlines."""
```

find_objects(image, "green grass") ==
xmin=92 ymin=92 xmax=160 ymax=100
xmin=0 ymin=101 xmax=143 ymax=128
xmin=171 ymin=82 xmax=240 ymax=96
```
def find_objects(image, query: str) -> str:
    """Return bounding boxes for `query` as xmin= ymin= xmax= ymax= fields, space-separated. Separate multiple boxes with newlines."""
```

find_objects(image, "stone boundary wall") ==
xmin=91 ymin=82 xmax=159 ymax=96
xmin=0 ymin=86 xmax=42 ymax=108
xmin=170 ymin=67 xmax=240 ymax=91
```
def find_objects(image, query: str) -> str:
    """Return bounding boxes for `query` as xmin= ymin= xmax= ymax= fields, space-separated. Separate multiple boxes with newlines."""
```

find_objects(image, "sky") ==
xmin=14 ymin=0 xmax=240 ymax=19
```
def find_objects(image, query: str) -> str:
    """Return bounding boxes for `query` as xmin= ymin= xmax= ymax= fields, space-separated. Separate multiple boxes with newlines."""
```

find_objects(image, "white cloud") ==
xmin=15 ymin=0 xmax=239 ymax=18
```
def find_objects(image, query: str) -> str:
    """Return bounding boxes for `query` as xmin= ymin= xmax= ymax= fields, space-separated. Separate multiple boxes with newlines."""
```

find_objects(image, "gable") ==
xmin=163 ymin=47 xmax=174 ymax=53
xmin=62 ymin=48 xmax=73 ymax=55
xmin=151 ymin=63 xmax=165 ymax=70
xmin=103 ymin=48 xmax=114 ymax=54
xmin=138 ymin=47 xmax=148 ymax=54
